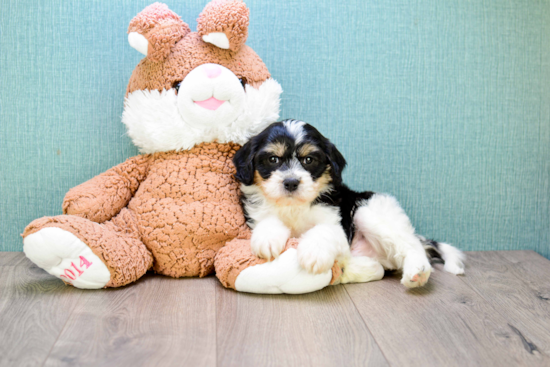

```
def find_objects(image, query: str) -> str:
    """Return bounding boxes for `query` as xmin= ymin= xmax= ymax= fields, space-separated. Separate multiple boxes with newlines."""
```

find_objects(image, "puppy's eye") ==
xmin=302 ymin=157 xmax=313 ymax=165
xmin=239 ymin=77 xmax=248 ymax=89
xmin=268 ymin=156 xmax=280 ymax=164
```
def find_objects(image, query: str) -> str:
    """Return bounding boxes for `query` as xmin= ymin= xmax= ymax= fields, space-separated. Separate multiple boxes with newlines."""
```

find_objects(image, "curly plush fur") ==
xmin=22 ymin=1 xmax=283 ymax=289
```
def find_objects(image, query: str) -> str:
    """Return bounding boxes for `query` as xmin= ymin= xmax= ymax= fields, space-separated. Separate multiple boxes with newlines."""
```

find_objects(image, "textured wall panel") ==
xmin=1 ymin=0 xmax=548 ymax=257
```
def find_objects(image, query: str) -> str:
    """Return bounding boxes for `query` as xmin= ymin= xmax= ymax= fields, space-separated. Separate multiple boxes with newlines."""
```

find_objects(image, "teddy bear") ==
xmin=22 ymin=0 xmax=343 ymax=293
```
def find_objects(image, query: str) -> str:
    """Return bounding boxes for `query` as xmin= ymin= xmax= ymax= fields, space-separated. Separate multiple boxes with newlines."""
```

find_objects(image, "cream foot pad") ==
xmin=23 ymin=227 xmax=111 ymax=289
xmin=234 ymin=248 xmax=332 ymax=294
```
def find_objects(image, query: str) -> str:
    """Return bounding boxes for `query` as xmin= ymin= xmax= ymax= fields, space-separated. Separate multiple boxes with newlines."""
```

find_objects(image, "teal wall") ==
xmin=1 ymin=1 xmax=549 ymax=257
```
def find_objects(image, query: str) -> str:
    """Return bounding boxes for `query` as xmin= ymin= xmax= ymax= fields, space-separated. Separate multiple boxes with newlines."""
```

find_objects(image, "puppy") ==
xmin=233 ymin=119 xmax=465 ymax=288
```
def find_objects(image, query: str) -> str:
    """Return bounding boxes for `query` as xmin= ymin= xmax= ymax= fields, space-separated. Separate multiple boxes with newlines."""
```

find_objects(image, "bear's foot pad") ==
xmin=24 ymin=227 xmax=111 ymax=289
xmin=234 ymin=248 xmax=332 ymax=294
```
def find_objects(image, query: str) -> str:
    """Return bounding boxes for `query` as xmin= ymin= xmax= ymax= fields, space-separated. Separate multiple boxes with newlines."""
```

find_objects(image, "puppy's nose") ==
xmin=203 ymin=64 xmax=222 ymax=79
xmin=283 ymin=178 xmax=300 ymax=192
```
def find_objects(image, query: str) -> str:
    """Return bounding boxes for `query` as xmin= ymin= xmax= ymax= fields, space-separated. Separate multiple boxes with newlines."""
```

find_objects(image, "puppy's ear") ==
xmin=327 ymin=142 xmax=346 ymax=187
xmin=233 ymin=140 xmax=255 ymax=185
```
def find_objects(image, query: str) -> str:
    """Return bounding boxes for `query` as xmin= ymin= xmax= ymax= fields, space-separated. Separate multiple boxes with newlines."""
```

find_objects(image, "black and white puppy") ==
xmin=233 ymin=119 xmax=465 ymax=288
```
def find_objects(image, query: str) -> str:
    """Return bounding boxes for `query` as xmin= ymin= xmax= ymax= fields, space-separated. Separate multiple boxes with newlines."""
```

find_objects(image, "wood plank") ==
xmin=460 ymin=251 xmax=550 ymax=356
xmin=498 ymin=250 xmax=550 ymax=279
xmin=0 ymin=252 xmax=34 ymax=267
xmin=345 ymin=262 xmax=550 ymax=367
xmin=216 ymin=283 xmax=388 ymax=367
xmin=0 ymin=265 xmax=82 ymax=366
xmin=2 ymin=250 xmax=548 ymax=366
xmin=44 ymin=275 xmax=217 ymax=367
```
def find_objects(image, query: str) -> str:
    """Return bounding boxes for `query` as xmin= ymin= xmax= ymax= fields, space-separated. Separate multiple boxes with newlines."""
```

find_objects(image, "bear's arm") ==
xmin=62 ymin=155 xmax=151 ymax=223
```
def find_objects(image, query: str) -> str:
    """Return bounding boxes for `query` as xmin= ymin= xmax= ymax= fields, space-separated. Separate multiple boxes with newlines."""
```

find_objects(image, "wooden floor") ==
xmin=1 ymin=251 xmax=549 ymax=366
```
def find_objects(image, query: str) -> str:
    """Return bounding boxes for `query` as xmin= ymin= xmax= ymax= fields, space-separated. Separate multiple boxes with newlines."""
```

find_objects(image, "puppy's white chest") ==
xmin=274 ymin=204 xmax=340 ymax=237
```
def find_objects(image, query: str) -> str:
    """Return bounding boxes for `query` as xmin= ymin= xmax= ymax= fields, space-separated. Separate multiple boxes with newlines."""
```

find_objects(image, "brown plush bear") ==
xmin=22 ymin=1 xmax=287 ymax=289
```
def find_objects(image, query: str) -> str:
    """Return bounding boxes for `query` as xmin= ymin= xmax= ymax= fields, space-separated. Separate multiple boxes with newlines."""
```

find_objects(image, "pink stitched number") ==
xmin=79 ymin=256 xmax=92 ymax=269
xmin=59 ymin=257 xmax=92 ymax=282
xmin=70 ymin=262 xmax=84 ymax=276
xmin=59 ymin=274 xmax=72 ymax=283
xmin=63 ymin=269 xmax=76 ymax=280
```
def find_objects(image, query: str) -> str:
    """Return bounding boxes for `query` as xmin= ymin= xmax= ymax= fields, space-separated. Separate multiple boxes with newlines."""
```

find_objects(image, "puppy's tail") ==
xmin=417 ymin=235 xmax=466 ymax=275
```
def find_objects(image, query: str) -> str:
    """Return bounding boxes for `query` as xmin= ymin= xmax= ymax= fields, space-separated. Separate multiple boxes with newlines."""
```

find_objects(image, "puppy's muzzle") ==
xmin=283 ymin=178 xmax=300 ymax=192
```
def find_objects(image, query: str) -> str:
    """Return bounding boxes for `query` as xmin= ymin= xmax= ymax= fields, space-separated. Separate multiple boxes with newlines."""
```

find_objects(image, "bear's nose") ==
xmin=203 ymin=64 xmax=222 ymax=79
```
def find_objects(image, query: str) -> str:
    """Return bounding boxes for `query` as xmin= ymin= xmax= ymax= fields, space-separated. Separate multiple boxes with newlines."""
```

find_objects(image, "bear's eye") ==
xmin=172 ymin=81 xmax=182 ymax=94
xmin=239 ymin=77 xmax=247 ymax=89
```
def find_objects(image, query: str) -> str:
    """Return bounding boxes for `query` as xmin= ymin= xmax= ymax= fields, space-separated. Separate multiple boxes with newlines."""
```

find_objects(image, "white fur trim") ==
xmin=23 ymin=227 xmax=111 ymax=289
xmin=128 ymin=32 xmax=148 ymax=56
xmin=234 ymin=248 xmax=332 ymax=294
xmin=202 ymin=32 xmax=230 ymax=49
xmin=122 ymin=77 xmax=282 ymax=153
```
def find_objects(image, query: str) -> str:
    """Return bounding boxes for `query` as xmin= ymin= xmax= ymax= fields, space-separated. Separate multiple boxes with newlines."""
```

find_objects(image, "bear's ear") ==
xmin=197 ymin=0 xmax=249 ymax=52
xmin=128 ymin=3 xmax=190 ymax=63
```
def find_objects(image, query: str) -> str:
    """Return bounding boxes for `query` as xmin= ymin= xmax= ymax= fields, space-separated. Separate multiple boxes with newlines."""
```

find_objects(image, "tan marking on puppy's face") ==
xmin=315 ymin=167 xmax=333 ymax=195
xmin=297 ymin=143 xmax=319 ymax=157
xmin=263 ymin=142 xmax=287 ymax=157
xmin=254 ymin=171 xmax=265 ymax=185
xmin=253 ymin=170 xmax=271 ymax=200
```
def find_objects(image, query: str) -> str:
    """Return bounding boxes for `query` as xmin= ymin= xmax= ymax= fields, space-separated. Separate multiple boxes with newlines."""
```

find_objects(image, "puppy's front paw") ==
xmin=251 ymin=220 xmax=290 ymax=260
xmin=297 ymin=239 xmax=335 ymax=274
xmin=401 ymin=255 xmax=433 ymax=288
